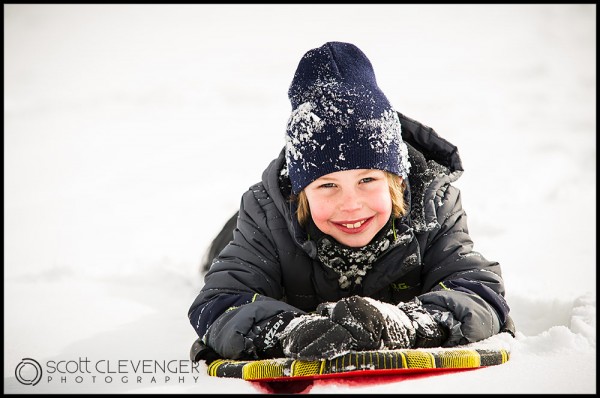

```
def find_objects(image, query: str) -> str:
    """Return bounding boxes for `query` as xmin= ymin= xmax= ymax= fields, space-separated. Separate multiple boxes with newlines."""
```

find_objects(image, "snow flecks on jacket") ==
xmin=401 ymin=253 xmax=419 ymax=270
xmin=409 ymin=159 xmax=451 ymax=233
xmin=457 ymin=252 xmax=484 ymax=261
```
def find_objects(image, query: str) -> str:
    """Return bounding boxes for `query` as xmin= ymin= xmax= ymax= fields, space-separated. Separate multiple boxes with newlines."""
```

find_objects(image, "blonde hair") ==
xmin=294 ymin=172 xmax=408 ymax=227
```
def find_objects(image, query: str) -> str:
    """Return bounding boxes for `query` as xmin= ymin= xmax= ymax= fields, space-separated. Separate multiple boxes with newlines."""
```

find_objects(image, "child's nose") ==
xmin=339 ymin=190 xmax=362 ymax=212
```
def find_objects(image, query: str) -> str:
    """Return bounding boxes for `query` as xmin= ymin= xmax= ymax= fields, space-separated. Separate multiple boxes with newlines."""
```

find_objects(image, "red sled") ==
xmin=207 ymin=347 xmax=510 ymax=382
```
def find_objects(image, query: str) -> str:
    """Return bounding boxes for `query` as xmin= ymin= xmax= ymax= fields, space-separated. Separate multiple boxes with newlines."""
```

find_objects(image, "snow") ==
xmin=4 ymin=4 xmax=596 ymax=394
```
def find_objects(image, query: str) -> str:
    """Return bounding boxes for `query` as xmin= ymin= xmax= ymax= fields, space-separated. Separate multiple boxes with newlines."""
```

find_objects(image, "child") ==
xmin=188 ymin=41 xmax=514 ymax=362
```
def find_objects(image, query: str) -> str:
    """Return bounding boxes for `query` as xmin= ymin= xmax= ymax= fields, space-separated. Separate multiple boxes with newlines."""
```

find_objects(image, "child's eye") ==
xmin=360 ymin=177 xmax=375 ymax=183
xmin=319 ymin=183 xmax=336 ymax=189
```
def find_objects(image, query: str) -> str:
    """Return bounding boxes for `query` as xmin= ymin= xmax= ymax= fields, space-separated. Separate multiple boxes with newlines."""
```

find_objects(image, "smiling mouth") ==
xmin=333 ymin=217 xmax=373 ymax=233
xmin=340 ymin=219 xmax=367 ymax=229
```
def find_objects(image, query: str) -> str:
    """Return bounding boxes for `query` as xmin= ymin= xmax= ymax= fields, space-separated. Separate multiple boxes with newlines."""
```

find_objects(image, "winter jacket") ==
xmin=188 ymin=111 xmax=511 ymax=360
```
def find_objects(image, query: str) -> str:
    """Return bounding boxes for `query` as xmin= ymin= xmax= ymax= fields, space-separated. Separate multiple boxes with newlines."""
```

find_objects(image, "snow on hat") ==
xmin=285 ymin=41 xmax=411 ymax=194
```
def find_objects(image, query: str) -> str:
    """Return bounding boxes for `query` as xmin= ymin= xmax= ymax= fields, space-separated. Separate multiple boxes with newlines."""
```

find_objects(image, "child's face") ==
xmin=304 ymin=169 xmax=393 ymax=248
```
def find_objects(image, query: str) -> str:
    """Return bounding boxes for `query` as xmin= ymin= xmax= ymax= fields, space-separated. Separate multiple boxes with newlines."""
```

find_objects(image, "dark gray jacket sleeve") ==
xmin=188 ymin=188 xmax=304 ymax=359
xmin=417 ymin=184 xmax=509 ymax=346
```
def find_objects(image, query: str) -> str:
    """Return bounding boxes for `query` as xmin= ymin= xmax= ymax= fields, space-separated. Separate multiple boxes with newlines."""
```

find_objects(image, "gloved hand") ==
xmin=397 ymin=298 xmax=448 ymax=348
xmin=323 ymin=296 xmax=416 ymax=350
xmin=277 ymin=314 xmax=357 ymax=360
xmin=253 ymin=311 xmax=299 ymax=359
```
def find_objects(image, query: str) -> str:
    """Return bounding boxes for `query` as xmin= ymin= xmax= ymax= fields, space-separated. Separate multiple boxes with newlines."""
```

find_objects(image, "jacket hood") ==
xmin=396 ymin=111 xmax=464 ymax=232
xmin=397 ymin=111 xmax=463 ymax=174
xmin=261 ymin=111 xmax=464 ymax=252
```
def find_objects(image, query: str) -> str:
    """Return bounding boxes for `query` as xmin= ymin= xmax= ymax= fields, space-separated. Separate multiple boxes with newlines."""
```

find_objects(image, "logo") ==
xmin=15 ymin=358 xmax=43 ymax=386
xmin=263 ymin=319 xmax=285 ymax=347
xmin=13 ymin=356 xmax=202 ymax=386
xmin=390 ymin=282 xmax=411 ymax=291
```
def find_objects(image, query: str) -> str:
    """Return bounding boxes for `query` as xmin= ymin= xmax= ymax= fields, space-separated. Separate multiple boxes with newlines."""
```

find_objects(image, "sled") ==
xmin=207 ymin=347 xmax=510 ymax=382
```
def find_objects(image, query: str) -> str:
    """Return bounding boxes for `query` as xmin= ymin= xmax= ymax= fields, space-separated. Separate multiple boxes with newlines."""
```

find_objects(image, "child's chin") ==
xmin=336 ymin=234 xmax=374 ymax=248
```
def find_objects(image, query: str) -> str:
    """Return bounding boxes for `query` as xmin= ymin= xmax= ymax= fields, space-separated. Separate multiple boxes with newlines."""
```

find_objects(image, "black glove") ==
xmin=324 ymin=296 xmax=416 ymax=350
xmin=253 ymin=311 xmax=299 ymax=359
xmin=398 ymin=298 xmax=447 ymax=348
xmin=190 ymin=337 xmax=221 ymax=365
xmin=277 ymin=314 xmax=357 ymax=360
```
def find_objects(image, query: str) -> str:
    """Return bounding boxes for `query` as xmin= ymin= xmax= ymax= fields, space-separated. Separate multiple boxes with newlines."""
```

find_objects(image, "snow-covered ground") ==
xmin=4 ymin=4 xmax=596 ymax=394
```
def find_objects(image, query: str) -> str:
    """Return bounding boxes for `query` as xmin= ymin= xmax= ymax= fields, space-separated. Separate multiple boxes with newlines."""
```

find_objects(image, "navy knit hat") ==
xmin=285 ymin=41 xmax=411 ymax=194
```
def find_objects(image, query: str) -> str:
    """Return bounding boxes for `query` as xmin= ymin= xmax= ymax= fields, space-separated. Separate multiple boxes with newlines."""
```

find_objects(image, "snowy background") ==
xmin=4 ymin=4 xmax=596 ymax=394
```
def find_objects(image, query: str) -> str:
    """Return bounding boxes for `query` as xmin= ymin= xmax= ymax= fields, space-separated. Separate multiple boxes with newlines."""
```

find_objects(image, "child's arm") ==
xmin=188 ymin=187 xmax=304 ymax=360
xmin=418 ymin=183 xmax=510 ymax=346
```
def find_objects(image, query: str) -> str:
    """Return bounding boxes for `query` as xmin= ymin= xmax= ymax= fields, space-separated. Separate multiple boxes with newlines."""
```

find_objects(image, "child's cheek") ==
xmin=308 ymin=202 xmax=332 ymax=224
